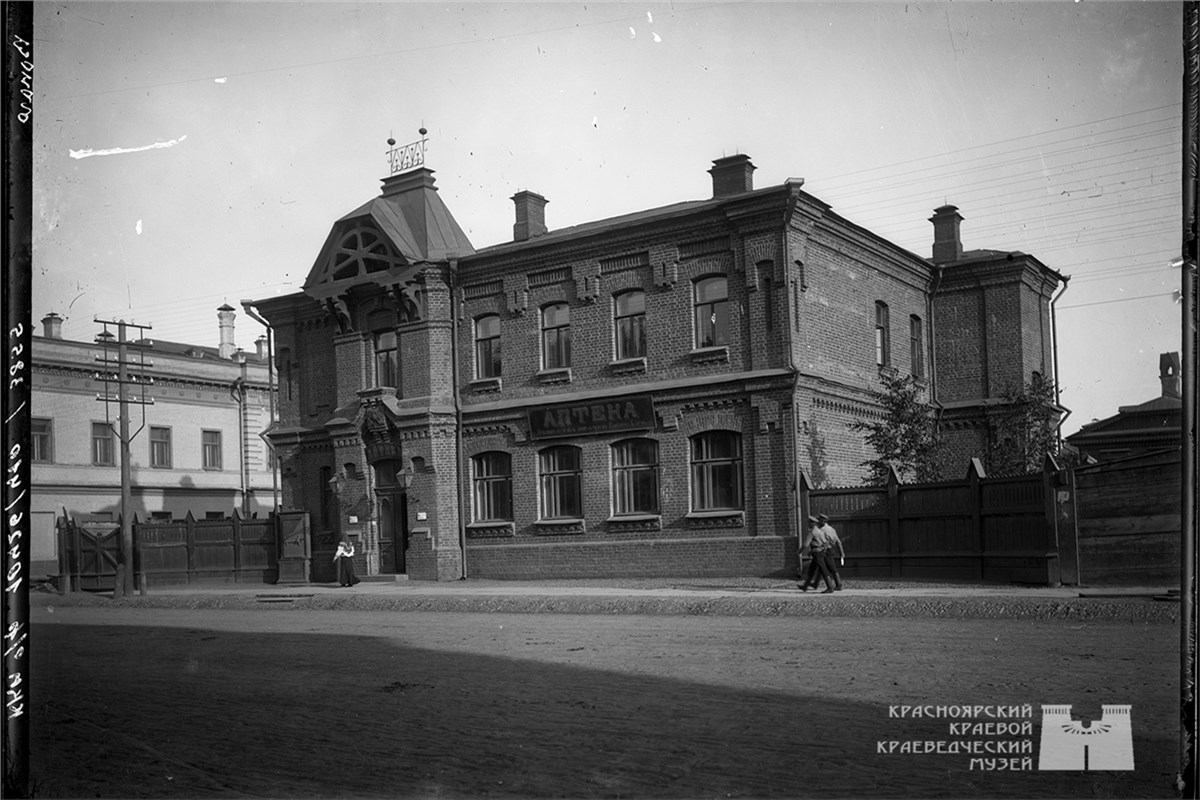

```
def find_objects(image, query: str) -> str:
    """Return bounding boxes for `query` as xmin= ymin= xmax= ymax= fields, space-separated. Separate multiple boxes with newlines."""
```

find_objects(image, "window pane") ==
xmin=473 ymin=452 xmax=513 ymax=522
xmin=695 ymin=277 xmax=727 ymax=304
xmin=542 ymin=303 xmax=569 ymax=328
xmin=202 ymin=430 xmax=222 ymax=470
xmin=92 ymin=422 xmax=113 ymax=466
xmin=689 ymin=432 xmax=743 ymax=511
xmin=477 ymin=315 xmax=499 ymax=338
xmin=31 ymin=418 xmax=52 ymax=463
xmin=150 ymin=427 xmax=171 ymax=468
xmin=540 ymin=446 xmax=582 ymax=518
xmin=615 ymin=291 xmax=645 ymax=317
xmin=615 ymin=292 xmax=646 ymax=359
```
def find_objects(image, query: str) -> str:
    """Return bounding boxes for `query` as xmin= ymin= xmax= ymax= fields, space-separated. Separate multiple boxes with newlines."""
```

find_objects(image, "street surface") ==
xmin=30 ymin=605 xmax=1177 ymax=798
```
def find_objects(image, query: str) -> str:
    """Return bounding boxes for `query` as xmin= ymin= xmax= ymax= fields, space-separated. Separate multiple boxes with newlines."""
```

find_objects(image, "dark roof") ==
xmin=474 ymin=197 xmax=716 ymax=257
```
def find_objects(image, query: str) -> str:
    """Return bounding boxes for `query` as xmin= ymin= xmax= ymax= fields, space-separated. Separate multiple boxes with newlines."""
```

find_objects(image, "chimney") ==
xmin=41 ymin=312 xmax=63 ymax=339
xmin=709 ymin=154 xmax=756 ymax=198
xmin=1160 ymin=352 xmax=1181 ymax=399
xmin=255 ymin=335 xmax=269 ymax=360
xmin=512 ymin=190 xmax=548 ymax=242
xmin=217 ymin=304 xmax=237 ymax=359
xmin=929 ymin=205 xmax=964 ymax=264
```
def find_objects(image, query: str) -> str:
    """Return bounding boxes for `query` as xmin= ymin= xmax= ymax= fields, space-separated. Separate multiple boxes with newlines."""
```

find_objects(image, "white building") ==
xmin=30 ymin=306 xmax=277 ymax=574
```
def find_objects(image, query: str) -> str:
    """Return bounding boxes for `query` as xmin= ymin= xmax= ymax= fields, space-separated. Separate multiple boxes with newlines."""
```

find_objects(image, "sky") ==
xmin=30 ymin=1 xmax=1184 ymax=437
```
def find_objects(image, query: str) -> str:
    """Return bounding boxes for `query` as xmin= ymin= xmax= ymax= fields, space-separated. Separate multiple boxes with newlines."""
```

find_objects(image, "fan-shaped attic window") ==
xmin=330 ymin=225 xmax=405 ymax=281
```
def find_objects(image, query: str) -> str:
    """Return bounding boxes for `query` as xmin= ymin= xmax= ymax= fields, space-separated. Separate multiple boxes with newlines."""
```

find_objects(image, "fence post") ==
xmin=967 ymin=458 xmax=986 ymax=581
xmin=1042 ymin=454 xmax=1064 ymax=586
xmin=185 ymin=510 xmax=196 ymax=584
xmin=233 ymin=510 xmax=243 ymax=583
xmin=887 ymin=466 xmax=901 ymax=578
xmin=72 ymin=517 xmax=82 ymax=592
xmin=56 ymin=514 xmax=69 ymax=594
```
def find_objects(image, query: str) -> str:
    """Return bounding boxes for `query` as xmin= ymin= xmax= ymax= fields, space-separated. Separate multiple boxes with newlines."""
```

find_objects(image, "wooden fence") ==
xmin=1069 ymin=448 xmax=1181 ymax=586
xmin=58 ymin=511 xmax=279 ymax=590
xmin=800 ymin=457 xmax=1066 ymax=585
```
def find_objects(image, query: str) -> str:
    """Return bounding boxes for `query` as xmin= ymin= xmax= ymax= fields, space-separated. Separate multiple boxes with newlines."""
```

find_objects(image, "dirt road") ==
xmin=30 ymin=606 xmax=1177 ymax=798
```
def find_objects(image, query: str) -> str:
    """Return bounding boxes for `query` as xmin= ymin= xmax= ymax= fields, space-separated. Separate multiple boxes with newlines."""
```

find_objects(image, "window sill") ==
xmin=685 ymin=510 xmax=744 ymax=528
xmin=466 ymin=521 xmax=514 ymax=539
xmin=536 ymin=368 xmax=572 ymax=385
xmin=690 ymin=346 xmax=729 ymax=365
xmin=609 ymin=357 xmax=647 ymax=375
xmin=533 ymin=519 xmax=585 ymax=535
xmin=606 ymin=514 xmax=661 ymax=533
xmin=469 ymin=377 xmax=502 ymax=394
xmin=877 ymin=365 xmax=898 ymax=379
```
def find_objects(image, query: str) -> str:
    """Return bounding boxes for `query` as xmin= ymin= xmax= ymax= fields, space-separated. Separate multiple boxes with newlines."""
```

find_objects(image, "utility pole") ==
xmin=94 ymin=319 xmax=155 ymax=597
xmin=1181 ymin=3 xmax=1199 ymax=795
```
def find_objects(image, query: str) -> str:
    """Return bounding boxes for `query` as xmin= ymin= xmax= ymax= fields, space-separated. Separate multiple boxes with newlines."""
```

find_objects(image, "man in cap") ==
xmin=798 ymin=515 xmax=836 ymax=593
xmin=815 ymin=513 xmax=845 ymax=591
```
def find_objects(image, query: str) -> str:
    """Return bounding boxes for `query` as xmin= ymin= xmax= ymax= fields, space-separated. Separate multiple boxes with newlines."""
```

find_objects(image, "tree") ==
xmin=988 ymin=372 xmax=1063 ymax=476
xmin=849 ymin=372 xmax=945 ymax=485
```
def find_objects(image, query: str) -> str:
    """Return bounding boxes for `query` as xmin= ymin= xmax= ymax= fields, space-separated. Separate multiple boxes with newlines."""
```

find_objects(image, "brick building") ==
xmin=30 ymin=307 xmax=276 ymax=573
xmin=251 ymin=153 xmax=1065 ymax=581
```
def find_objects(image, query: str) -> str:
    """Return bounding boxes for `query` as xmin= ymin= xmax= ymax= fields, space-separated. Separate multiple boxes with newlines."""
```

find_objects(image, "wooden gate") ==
xmin=56 ymin=516 xmax=122 ymax=592
xmin=58 ymin=511 xmax=282 ymax=590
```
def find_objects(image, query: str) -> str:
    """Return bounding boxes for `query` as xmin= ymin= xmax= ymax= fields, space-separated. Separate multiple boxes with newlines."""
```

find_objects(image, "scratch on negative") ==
xmin=70 ymin=135 xmax=188 ymax=160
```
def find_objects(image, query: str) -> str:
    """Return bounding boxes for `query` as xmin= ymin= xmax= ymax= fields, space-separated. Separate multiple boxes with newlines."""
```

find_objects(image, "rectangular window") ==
xmin=614 ymin=291 xmax=646 ymax=360
xmin=910 ymin=315 xmax=924 ymax=378
xmin=150 ymin=426 xmax=172 ymax=468
xmin=474 ymin=316 xmax=502 ymax=379
xmin=150 ymin=511 xmax=173 ymax=521
xmin=91 ymin=422 xmax=114 ymax=466
xmin=541 ymin=303 xmax=571 ymax=370
xmin=202 ymin=430 xmax=222 ymax=470
xmin=374 ymin=331 xmax=398 ymax=388
xmin=31 ymin=418 xmax=52 ymax=463
xmin=539 ymin=446 xmax=582 ymax=519
xmin=613 ymin=439 xmax=659 ymax=515
xmin=694 ymin=277 xmax=729 ymax=348
xmin=875 ymin=302 xmax=891 ymax=367
xmin=690 ymin=431 xmax=744 ymax=511
xmin=472 ymin=452 xmax=513 ymax=522
xmin=204 ymin=511 xmax=225 ymax=520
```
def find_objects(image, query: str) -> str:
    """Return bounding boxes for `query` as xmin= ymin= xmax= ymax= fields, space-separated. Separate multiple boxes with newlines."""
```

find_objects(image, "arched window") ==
xmin=612 ymin=438 xmax=659 ymax=515
xmin=474 ymin=315 xmax=501 ymax=379
xmin=690 ymin=431 xmax=743 ymax=511
xmin=614 ymin=290 xmax=646 ymax=360
xmin=694 ymin=276 xmax=729 ymax=348
xmin=875 ymin=301 xmax=891 ymax=367
xmin=541 ymin=303 xmax=571 ymax=369
xmin=539 ymin=445 xmax=582 ymax=519
xmin=472 ymin=452 xmax=513 ymax=522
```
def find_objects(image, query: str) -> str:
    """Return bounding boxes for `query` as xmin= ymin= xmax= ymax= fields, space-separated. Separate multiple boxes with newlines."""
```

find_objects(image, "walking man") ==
xmin=799 ymin=515 xmax=836 ymax=593
xmin=816 ymin=513 xmax=844 ymax=591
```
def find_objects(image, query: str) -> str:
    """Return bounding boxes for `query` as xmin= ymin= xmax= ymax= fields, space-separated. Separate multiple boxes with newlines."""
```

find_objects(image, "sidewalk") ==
xmin=34 ymin=577 xmax=1181 ymax=622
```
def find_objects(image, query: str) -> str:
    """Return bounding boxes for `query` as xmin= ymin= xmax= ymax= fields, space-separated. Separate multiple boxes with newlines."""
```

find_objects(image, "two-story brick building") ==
xmin=251 ymin=153 xmax=1065 ymax=581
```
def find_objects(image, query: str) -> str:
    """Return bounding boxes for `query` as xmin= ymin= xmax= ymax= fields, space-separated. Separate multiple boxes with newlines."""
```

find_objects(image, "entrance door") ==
xmin=378 ymin=492 xmax=409 ymax=574
xmin=373 ymin=458 xmax=409 ymax=575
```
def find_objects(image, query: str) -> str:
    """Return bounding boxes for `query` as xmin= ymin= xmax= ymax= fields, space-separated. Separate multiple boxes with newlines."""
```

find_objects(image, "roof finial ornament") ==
xmin=386 ymin=126 xmax=428 ymax=175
